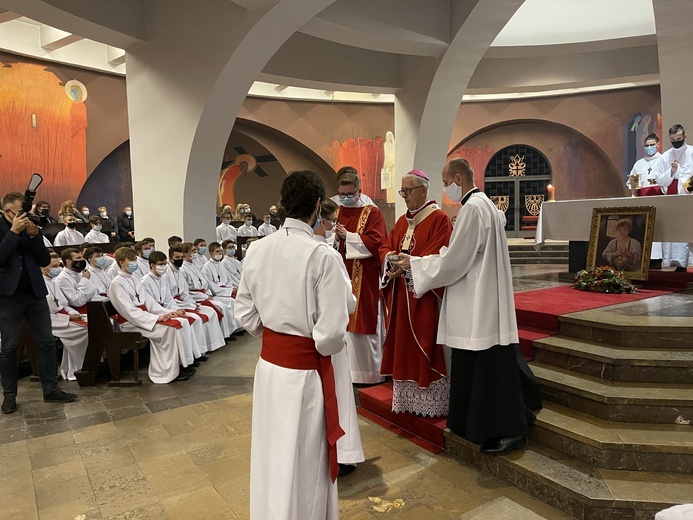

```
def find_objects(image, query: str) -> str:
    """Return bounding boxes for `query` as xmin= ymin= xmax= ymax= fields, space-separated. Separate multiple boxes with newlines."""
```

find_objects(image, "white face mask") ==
xmin=125 ymin=210 xmax=132 ymax=216
xmin=325 ymin=229 xmax=334 ymax=240
xmin=100 ymin=212 xmax=107 ymax=218
xmin=443 ymin=177 xmax=463 ymax=202
xmin=213 ymin=253 xmax=222 ymax=261
xmin=94 ymin=225 xmax=102 ymax=232
xmin=155 ymin=265 xmax=168 ymax=276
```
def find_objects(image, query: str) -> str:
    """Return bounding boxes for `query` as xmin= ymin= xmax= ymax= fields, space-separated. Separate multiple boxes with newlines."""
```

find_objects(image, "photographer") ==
xmin=0 ymin=191 xmax=77 ymax=414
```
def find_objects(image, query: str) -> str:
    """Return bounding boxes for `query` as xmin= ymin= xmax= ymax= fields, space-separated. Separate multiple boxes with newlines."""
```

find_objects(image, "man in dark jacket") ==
xmin=117 ymin=206 xmax=135 ymax=242
xmin=0 ymin=192 xmax=77 ymax=414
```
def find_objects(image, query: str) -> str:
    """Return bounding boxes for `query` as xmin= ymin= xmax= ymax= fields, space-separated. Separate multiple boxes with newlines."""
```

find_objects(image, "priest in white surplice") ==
xmin=235 ymin=171 xmax=354 ymax=520
xmin=42 ymin=252 xmax=89 ymax=381
xmin=394 ymin=158 xmax=542 ymax=456
xmin=108 ymin=247 xmax=195 ymax=383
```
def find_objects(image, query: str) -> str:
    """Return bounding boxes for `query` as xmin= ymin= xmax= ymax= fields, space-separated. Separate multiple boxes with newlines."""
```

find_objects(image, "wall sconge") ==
xmin=31 ymin=113 xmax=37 ymax=128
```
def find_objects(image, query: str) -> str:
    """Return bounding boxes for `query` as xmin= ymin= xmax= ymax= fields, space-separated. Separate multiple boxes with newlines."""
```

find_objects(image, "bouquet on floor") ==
xmin=574 ymin=266 xmax=637 ymax=294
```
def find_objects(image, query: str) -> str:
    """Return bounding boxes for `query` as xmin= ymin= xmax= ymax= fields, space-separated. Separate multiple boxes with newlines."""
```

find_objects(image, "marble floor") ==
xmin=5 ymin=264 xmax=689 ymax=520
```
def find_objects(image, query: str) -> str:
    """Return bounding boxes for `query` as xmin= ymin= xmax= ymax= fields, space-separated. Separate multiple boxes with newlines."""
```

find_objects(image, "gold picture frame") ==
xmin=586 ymin=206 xmax=656 ymax=281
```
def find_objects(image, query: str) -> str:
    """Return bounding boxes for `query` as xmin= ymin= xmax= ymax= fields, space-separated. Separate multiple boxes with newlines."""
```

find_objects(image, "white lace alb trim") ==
xmin=391 ymin=378 xmax=450 ymax=417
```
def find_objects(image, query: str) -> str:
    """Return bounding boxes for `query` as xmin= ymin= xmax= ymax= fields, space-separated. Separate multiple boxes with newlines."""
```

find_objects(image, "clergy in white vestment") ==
xmin=42 ymin=253 xmax=89 ymax=381
xmin=220 ymin=239 xmax=243 ymax=287
xmin=55 ymin=248 xmax=103 ymax=312
xmin=180 ymin=242 xmax=238 ymax=338
xmin=52 ymin=215 xmax=85 ymax=246
xmin=83 ymin=216 xmax=110 ymax=244
xmin=216 ymin=211 xmax=237 ymax=243
xmin=140 ymin=251 xmax=206 ymax=363
xmin=108 ymin=247 xmax=195 ymax=383
xmin=236 ymin=215 xmax=258 ymax=237
xmin=314 ymin=198 xmax=364 ymax=476
xmin=393 ymin=158 xmax=542 ymax=456
xmin=235 ymin=170 xmax=354 ymax=520
xmin=257 ymin=214 xmax=277 ymax=236
xmin=164 ymin=246 xmax=226 ymax=352
xmin=201 ymin=242 xmax=237 ymax=297
xmin=652 ymin=124 xmax=693 ymax=270
xmin=84 ymin=247 xmax=112 ymax=298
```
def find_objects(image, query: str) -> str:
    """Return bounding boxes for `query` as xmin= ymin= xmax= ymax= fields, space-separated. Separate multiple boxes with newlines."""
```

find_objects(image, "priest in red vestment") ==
xmin=333 ymin=171 xmax=387 ymax=384
xmin=379 ymin=170 xmax=452 ymax=417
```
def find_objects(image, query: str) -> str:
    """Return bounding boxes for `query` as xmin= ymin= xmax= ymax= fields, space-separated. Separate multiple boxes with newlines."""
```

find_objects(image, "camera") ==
xmin=21 ymin=173 xmax=43 ymax=224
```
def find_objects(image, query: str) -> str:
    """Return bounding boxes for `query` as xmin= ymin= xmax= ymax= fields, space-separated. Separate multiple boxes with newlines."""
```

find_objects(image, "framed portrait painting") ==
xmin=586 ymin=206 xmax=656 ymax=281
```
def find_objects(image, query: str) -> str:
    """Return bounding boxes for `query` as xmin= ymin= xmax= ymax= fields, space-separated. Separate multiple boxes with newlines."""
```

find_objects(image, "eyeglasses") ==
xmin=398 ymin=186 xmax=425 ymax=197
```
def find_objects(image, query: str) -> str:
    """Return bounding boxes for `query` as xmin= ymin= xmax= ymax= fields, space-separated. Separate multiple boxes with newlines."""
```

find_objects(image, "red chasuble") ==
xmin=335 ymin=204 xmax=387 ymax=335
xmin=379 ymin=202 xmax=452 ymax=388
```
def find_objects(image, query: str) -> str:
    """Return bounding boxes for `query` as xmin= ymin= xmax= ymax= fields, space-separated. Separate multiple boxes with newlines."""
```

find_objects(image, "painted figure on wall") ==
xmin=217 ymin=154 xmax=257 ymax=210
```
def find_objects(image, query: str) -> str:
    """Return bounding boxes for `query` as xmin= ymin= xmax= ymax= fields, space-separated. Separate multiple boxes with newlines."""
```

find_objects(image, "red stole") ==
xmin=115 ymin=305 xmax=183 ymax=329
xmin=335 ymin=205 xmax=387 ymax=334
xmin=58 ymin=308 xmax=88 ymax=327
xmin=260 ymin=328 xmax=344 ymax=482
xmin=379 ymin=204 xmax=452 ymax=387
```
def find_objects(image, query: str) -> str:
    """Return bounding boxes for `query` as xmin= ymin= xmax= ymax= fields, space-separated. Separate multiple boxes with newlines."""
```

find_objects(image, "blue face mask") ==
xmin=644 ymin=145 xmax=657 ymax=156
xmin=126 ymin=261 xmax=139 ymax=274
xmin=198 ymin=246 xmax=207 ymax=255
xmin=312 ymin=214 xmax=322 ymax=231
xmin=226 ymin=249 xmax=236 ymax=257
xmin=339 ymin=195 xmax=357 ymax=207
xmin=96 ymin=256 xmax=107 ymax=268
xmin=142 ymin=249 xmax=152 ymax=259
xmin=49 ymin=267 xmax=62 ymax=278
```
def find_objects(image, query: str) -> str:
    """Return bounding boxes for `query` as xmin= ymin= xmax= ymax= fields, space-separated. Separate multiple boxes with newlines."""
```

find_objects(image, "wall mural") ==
xmin=0 ymin=60 xmax=88 ymax=208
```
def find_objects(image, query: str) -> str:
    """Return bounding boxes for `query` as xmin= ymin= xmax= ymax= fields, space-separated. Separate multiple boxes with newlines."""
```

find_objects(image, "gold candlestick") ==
xmin=628 ymin=173 xmax=640 ymax=197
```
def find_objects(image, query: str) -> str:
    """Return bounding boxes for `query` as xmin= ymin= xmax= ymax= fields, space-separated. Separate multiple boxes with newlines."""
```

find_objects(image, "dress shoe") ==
xmin=190 ymin=361 xmax=201 ymax=368
xmin=338 ymin=464 xmax=356 ymax=478
xmin=480 ymin=435 xmax=527 ymax=455
xmin=225 ymin=336 xmax=237 ymax=342
xmin=174 ymin=368 xmax=194 ymax=381
xmin=232 ymin=329 xmax=246 ymax=336
xmin=196 ymin=355 xmax=209 ymax=362
xmin=43 ymin=390 xmax=78 ymax=403
xmin=675 ymin=266 xmax=687 ymax=273
xmin=1 ymin=396 xmax=17 ymax=414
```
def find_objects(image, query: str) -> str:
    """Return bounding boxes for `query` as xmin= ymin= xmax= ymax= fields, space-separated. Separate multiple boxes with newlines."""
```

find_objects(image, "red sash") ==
xmin=260 ymin=327 xmax=344 ymax=483
xmin=667 ymin=179 xmax=679 ymax=195
xmin=115 ymin=305 xmax=182 ymax=329
xmin=186 ymin=310 xmax=209 ymax=323
xmin=636 ymin=186 xmax=663 ymax=197
xmin=58 ymin=308 xmax=87 ymax=327
xmin=198 ymin=299 xmax=224 ymax=320
xmin=75 ymin=304 xmax=88 ymax=315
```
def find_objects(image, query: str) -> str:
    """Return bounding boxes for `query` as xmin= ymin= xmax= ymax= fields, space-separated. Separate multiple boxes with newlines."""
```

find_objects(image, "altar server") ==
xmin=237 ymin=214 xmax=258 ymax=237
xmin=235 ymin=170 xmax=353 ymax=519
xmin=258 ymin=213 xmax=277 ymax=236
xmin=42 ymin=252 xmax=89 ymax=381
xmin=134 ymin=240 xmax=153 ymax=277
xmin=55 ymin=248 xmax=102 ymax=310
xmin=201 ymin=242 xmax=237 ymax=295
xmin=394 ymin=158 xmax=541 ymax=455
xmin=216 ymin=211 xmax=237 ymax=243
xmin=220 ymin=239 xmax=243 ymax=287
xmin=192 ymin=238 xmax=209 ymax=269
xmin=108 ymin=247 xmax=195 ymax=383
xmin=84 ymin=216 xmax=110 ymax=244
xmin=84 ymin=247 xmax=112 ymax=298
xmin=52 ymin=215 xmax=85 ymax=246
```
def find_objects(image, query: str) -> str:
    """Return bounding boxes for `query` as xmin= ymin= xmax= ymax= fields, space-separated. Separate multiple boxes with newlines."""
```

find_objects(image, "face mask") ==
xmin=239 ymin=209 xmax=245 ymax=214
xmin=82 ymin=210 xmax=89 ymax=216
xmin=125 ymin=211 xmax=132 ymax=216
xmin=172 ymin=258 xmax=184 ymax=269
xmin=671 ymin=140 xmax=685 ymax=149
xmin=325 ymin=229 xmax=334 ymax=240
xmin=644 ymin=145 xmax=657 ymax=156
xmin=443 ymin=177 xmax=463 ymax=202
xmin=263 ymin=220 xmax=270 ymax=225
xmin=198 ymin=246 xmax=207 ymax=255
xmin=40 ymin=208 xmax=49 ymax=216
xmin=71 ymin=260 xmax=87 ymax=272
xmin=126 ymin=261 xmax=139 ymax=273
xmin=67 ymin=222 xmax=76 ymax=229
xmin=100 ymin=212 xmax=107 ymax=218
xmin=155 ymin=265 xmax=168 ymax=276
xmin=339 ymin=195 xmax=357 ymax=207
xmin=226 ymin=249 xmax=236 ymax=257
xmin=213 ymin=253 xmax=222 ymax=261
xmin=49 ymin=267 xmax=62 ymax=278
xmin=312 ymin=214 xmax=322 ymax=232
xmin=95 ymin=256 xmax=107 ymax=268
xmin=94 ymin=225 xmax=102 ymax=232
xmin=142 ymin=249 xmax=152 ymax=259
xmin=222 ymin=220 xmax=230 ymax=225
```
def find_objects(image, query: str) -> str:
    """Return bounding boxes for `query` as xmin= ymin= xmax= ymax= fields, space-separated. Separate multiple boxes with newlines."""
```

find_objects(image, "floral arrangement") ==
xmin=574 ymin=266 xmax=637 ymax=294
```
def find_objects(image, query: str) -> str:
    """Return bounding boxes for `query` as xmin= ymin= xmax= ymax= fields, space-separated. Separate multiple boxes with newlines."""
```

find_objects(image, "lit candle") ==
xmin=547 ymin=184 xmax=555 ymax=201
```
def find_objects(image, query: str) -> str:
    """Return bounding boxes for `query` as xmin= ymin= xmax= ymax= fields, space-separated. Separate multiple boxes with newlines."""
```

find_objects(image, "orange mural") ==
xmin=0 ymin=62 xmax=87 ymax=208
xmin=328 ymin=137 xmax=388 ymax=201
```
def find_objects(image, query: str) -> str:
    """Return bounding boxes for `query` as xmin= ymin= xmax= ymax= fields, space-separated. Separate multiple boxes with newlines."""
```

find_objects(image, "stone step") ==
xmin=509 ymin=244 xmax=568 ymax=252
xmin=510 ymin=258 xmax=569 ymax=265
xmin=533 ymin=335 xmax=693 ymax=383
xmin=559 ymin=312 xmax=693 ymax=350
xmin=530 ymin=362 xmax=693 ymax=424
xmin=531 ymin=402 xmax=693 ymax=473
xmin=444 ymin=430 xmax=693 ymax=520
xmin=509 ymin=250 xmax=568 ymax=257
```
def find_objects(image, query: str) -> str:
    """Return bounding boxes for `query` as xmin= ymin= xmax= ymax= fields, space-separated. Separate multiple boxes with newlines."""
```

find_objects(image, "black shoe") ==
xmin=190 ymin=361 xmax=201 ymax=368
xmin=1 ymin=396 xmax=17 ymax=414
xmin=43 ymin=390 xmax=78 ymax=403
xmin=232 ymin=330 xmax=246 ymax=336
xmin=675 ymin=266 xmax=687 ymax=273
xmin=174 ymin=368 xmax=195 ymax=381
xmin=480 ymin=435 xmax=527 ymax=455
xmin=225 ymin=336 xmax=237 ymax=342
xmin=338 ymin=464 xmax=356 ymax=478
xmin=196 ymin=355 xmax=209 ymax=362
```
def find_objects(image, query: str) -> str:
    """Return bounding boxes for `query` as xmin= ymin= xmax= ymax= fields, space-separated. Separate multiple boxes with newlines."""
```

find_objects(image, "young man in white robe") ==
xmin=134 ymin=240 xmax=153 ymax=277
xmin=42 ymin=252 xmax=89 ymax=381
xmin=201 ymin=242 xmax=237 ymax=298
xmin=192 ymin=239 xmax=209 ymax=269
xmin=235 ymin=170 xmax=354 ymax=519
xmin=108 ymin=247 xmax=196 ymax=383
xmin=394 ymin=158 xmax=542 ymax=456
xmin=83 ymin=216 xmax=110 ymax=244
xmin=652 ymin=124 xmax=693 ymax=271
xmin=236 ymin=214 xmax=258 ymax=237
xmin=140 ymin=251 xmax=208 ymax=364
xmin=257 ymin=213 xmax=277 ymax=236
xmin=106 ymin=243 xmax=135 ymax=280
xmin=52 ymin=215 xmax=85 ymax=246
xmin=216 ymin=211 xmax=237 ymax=243
xmin=314 ymin=199 xmax=364 ymax=477
xmin=220 ymin=239 xmax=242 ymax=288
xmin=179 ymin=242 xmax=238 ymax=339
xmin=164 ymin=246 xmax=226 ymax=352
xmin=84 ymin=247 xmax=112 ymax=298
xmin=55 ymin=248 xmax=103 ymax=314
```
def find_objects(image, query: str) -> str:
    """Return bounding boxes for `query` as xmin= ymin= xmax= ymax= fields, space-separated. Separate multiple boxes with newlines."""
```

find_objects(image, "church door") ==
xmin=483 ymin=145 xmax=552 ymax=238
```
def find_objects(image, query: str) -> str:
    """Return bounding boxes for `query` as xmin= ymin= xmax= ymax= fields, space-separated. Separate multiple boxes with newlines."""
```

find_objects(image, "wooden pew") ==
xmin=74 ymin=301 xmax=148 ymax=387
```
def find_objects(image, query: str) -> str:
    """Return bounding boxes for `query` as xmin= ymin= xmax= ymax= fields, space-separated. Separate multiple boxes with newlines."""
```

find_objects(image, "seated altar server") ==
xmin=192 ymin=238 xmax=209 ymax=269
xmin=164 ymin=246 xmax=226 ymax=352
xmin=134 ymin=240 xmax=153 ymax=277
xmin=84 ymin=216 xmax=110 ymax=244
xmin=108 ymin=247 xmax=195 ymax=383
xmin=258 ymin=213 xmax=277 ymax=236
xmin=237 ymin=214 xmax=258 ymax=237
xmin=42 ymin=252 xmax=89 ymax=381
xmin=235 ymin=170 xmax=354 ymax=519
xmin=216 ymin=211 xmax=237 ymax=243
xmin=84 ymin=247 xmax=112 ymax=298
xmin=53 ymin=215 xmax=85 ymax=246
xmin=106 ymin=243 xmax=135 ymax=280
xmin=55 ymin=248 xmax=103 ymax=310
xmin=221 ymin=239 xmax=242 ymax=287
xmin=201 ymin=242 xmax=237 ymax=297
